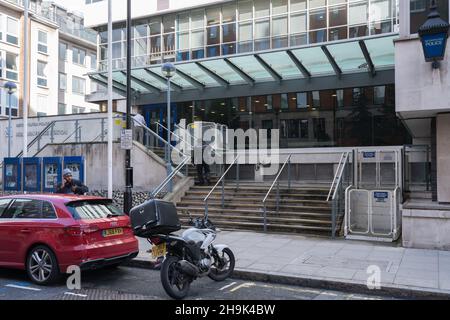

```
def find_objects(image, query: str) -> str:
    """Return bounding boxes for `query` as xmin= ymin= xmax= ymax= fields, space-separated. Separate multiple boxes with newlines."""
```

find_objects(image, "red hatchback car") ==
xmin=0 ymin=194 xmax=139 ymax=285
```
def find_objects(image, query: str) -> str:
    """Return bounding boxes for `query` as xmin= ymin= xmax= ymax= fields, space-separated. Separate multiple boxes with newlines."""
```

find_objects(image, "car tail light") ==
xmin=65 ymin=226 xmax=83 ymax=237
xmin=65 ymin=225 xmax=99 ymax=236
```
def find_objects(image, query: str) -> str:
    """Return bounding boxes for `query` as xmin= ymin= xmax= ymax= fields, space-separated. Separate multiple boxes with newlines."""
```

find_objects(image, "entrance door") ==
xmin=143 ymin=104 xmax=178 ymax=146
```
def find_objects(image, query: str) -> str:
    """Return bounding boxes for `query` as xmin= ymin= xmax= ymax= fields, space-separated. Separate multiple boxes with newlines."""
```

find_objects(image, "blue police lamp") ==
xmin=418 ymin=0 xmax=450 ymax=69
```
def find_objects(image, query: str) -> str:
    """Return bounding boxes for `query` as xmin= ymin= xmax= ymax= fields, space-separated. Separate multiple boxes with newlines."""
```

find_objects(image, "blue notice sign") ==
xmin=363 ymin=152 xmax=376 ymax=159
xmin=422 ymin=32 xmax=448 ymax=62
xmin=374 ymin=192 xmax=389 ymax=203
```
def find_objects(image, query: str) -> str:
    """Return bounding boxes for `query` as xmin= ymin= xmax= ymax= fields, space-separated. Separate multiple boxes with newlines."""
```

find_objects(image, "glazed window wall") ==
xmin=178 ymin=85 xmax=411 ymax=149
xmin=98 ymin=0 xmax=399 ymax=71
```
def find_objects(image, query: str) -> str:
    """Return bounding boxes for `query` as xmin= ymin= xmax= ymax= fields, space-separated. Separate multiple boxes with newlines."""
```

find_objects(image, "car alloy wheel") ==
xmin=27 ymin=246 xmax=59 ymax=285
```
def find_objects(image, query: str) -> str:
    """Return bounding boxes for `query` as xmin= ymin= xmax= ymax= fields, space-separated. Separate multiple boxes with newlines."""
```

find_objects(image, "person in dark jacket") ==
xmin=56 ymin=169 xmax=89 ymax=195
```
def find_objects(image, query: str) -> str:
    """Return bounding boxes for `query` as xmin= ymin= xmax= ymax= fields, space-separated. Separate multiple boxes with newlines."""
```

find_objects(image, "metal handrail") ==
xmin=327 ymin=152 xmax=350 ymax=202
xmin=150 ymin=155 xmax=191 ymax=199
xmin=16 ymin=121 xmax=56 ymax=158
xmin=204 ymin=155 xmax=240 ymax=219
xmin=262 ymin=155 xmax=292 ymax=204
xmin=261 ymin=154 xmax=292 ymax=232
xmin=132 ymin=118 xmax=188 ymax=160
xmin=62 ymin=125 xmax=81 ymax=144
xmin=156 ymin=122 xmax=194 ymax=149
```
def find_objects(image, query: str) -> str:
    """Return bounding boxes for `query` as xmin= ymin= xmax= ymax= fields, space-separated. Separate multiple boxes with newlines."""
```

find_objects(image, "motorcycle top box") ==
xmin=130 ymin=199 xmax=181 ymax=237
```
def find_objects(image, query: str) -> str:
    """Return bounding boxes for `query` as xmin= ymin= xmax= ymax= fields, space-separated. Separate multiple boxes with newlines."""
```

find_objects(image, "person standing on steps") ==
xmin=132 ymin=108 xmax=147 ymax=145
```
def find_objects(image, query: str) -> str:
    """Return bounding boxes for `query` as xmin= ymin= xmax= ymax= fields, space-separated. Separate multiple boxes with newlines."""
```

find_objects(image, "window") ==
xmin=72 ymin=76 xmax=86 ymax=95
xmin=72 ymin=47 xmax=86 ymax=65
xmin=7 ymin=17 xmax=18 ymax=45
xmin=37 ymin=61 xmax=48 ymax=87
xmin=374 ymin=86 xmax=386 ymax=105
xmin=300 ymin=120 xmax=309 ymax=138
xmin=38 ymin=30 xmax=48 ymax=54
xmin=90 ymin=53 xmax=97 ymax=70
xmin=296 ymin=92 xmax=308 ymax=108
xmin=59 ymin=42 xmax=68 ymax=61
xmin=59 ymin=73 xmax=67 ymax=91
xmin=0 ymin=14 xmax=3 ymax=41
xmin=410 ymin=0 xmax=448 ymax=34
xmin=72 ymin=105 xmax=85 ymax=114
xmin=1 ymin=199 xmax=55 ymax=219
xmin=0 ymin=199 xmax=11 ymax=218
xmin=6 ymin=52 xmax=18 ymax=81
xmin=66 ymin=200 xmax=124 ymax=220
xmin=58 ymin=103 xmax=66 ymax=115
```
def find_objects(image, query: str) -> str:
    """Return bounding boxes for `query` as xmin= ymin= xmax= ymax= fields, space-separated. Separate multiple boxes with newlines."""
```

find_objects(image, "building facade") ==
xmin=0 ymin=0 xmax=99 ymax=118
xmin=82 ymin=0 xmax=450 ymax=248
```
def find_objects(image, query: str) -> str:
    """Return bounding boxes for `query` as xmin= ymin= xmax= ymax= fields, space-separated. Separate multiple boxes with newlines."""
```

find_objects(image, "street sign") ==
xmin=121 ymin=129 xmax=133 ymax=150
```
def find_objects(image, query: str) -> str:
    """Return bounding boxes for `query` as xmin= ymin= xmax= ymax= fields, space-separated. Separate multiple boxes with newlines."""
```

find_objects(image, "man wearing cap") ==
xmin=56 ymin=169 xmax=89 ymax=195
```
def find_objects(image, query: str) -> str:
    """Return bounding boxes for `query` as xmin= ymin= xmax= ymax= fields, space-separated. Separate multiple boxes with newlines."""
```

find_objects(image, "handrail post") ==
xmin=288 ymin=157 xmax=291 ymax=190
xmin=332 ymin=197 xmax=337 ymax=239
xmin=236 ymin=161 xmax=240 ymax=190
xmin=50 ymin=122 xmax=55 ymax=144
xmin=221 ymin=177 xmax=225 ymax=209
xmin=263 ymin=204 xmax=267 ymax=232
xmin=276 ymin=180 xmax=280 ymax=213
xmin=205 ymin=199 xmax=209 ymax=220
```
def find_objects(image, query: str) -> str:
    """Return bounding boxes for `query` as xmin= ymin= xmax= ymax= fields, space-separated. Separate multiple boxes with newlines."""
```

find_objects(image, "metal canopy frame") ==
xmin=143 ymin=69 xmax=183 ymax=92
xmin=195 ymin=62 xmax=230 ymax=87
xmin=89 ymin=33 xmax=397 ymax=101
xmin=321 ymin=45 xmax=343 ymax=77
xmin=359 ymin=40 xmax=377 ymax=77
xmin=224 ymin=57 xmax=255 ymax=86
xmin=121 ymin=71 xmax=162 ymax=94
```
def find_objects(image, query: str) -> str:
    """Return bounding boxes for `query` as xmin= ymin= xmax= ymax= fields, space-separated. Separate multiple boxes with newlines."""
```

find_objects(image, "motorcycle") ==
xmin=131 ymin=200 xmax=235 ymax=300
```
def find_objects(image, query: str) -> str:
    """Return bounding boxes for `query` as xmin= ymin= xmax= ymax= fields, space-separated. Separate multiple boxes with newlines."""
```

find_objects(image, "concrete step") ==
xmin=181 ymin=195 xmax=330 ymax=205
xmin=176 ymin=206 xmax=333 ymax=219
xmin=184 ymin=191 xmax=327 ymax=200
xmin=179 ymin=218 xmax=333 ymax=234
xmin=179 ymin=211 xmax=339 ymax=226
xmin=178 ymin=201 xmax=331 ymax=212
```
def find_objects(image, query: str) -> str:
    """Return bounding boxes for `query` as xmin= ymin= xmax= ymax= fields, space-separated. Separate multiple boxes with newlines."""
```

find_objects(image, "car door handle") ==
xmin=20 ymin=229 xmax=31 ymax=234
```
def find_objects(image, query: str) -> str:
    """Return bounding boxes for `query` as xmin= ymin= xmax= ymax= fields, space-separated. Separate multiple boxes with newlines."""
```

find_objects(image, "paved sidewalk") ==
xmin=133 ymin=231 xmax=450 ymax=298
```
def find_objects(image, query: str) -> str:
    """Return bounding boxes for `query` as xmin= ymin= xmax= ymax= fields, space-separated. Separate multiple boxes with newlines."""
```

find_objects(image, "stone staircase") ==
xmin=176 ymin=183 xmax=339 ymax=236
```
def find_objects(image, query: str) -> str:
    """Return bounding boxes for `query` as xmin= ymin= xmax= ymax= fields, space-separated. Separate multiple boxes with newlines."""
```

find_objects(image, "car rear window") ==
xmin=66 ymin=200 xmax=125 ymax=220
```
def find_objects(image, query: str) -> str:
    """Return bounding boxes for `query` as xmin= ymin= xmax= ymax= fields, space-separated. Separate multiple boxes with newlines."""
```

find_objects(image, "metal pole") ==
xmin=288 ymin=158 xmax=291 ymax=190
xmin=263 ymin=205 xmax=267 ymax=232
xmin=124 ymin=0 xmax=133 ymax=214
xmin=107 ymin=0 xmax=113 ymax=199
xmin=276 ymin=180 xmax=280 ymax=213
xmin=23 ymin=0 xmax=29 ymax=157
xmin=167 ymin=79 xmax=173 ymax=192
xmin=8 ymin=93 xmax=12 ymax=158
xmin=221 ymin=178 xmax=225 ymax=209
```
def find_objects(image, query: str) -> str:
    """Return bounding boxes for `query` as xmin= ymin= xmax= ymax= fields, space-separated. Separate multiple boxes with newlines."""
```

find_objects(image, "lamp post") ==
xmin=418 ymin=0 xmax=450 ymax=69
xmin=4 ymin=81 xmax=17 ymax=158
xmin=162 ymin=62 xmax=176 ymax=192
xmin=123 ymin=0 xmax=133 ymax=214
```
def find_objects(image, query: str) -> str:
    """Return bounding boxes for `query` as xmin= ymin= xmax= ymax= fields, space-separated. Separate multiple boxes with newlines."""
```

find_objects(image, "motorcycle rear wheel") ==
xmin=161 ymin=255 xmax=191 ymax=299
xmin=208 ymin=248 xmax=235 ymax=282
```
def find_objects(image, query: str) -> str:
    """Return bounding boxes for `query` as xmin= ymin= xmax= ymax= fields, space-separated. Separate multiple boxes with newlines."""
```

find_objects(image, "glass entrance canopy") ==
xmin=89 ymin=34 xmax=397 ymax=95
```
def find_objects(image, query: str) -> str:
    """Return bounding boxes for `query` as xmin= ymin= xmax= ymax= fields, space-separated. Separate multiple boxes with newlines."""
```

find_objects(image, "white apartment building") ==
xmin=0 ymin=0 xmax=99 ymax=118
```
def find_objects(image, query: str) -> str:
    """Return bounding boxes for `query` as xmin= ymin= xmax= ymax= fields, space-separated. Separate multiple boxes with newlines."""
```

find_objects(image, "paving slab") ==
xmin=135 ymin=231 xmax=450 ymax=298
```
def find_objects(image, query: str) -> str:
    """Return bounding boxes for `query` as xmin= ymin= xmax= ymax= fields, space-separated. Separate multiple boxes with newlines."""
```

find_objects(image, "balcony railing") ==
xmin=5 ymin=0 xmax=97 ymax=44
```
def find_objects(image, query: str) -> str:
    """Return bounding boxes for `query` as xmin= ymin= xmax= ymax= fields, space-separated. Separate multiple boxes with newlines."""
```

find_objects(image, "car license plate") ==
xmin=152 ymin=243 xmax=166 ymax=259
xmin=102 ymin=228 xmax=123 ymax=237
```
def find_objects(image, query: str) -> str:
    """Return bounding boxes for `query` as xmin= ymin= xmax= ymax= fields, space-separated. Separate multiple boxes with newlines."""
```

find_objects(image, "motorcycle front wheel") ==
xmin=208 ymin=248 xmax=235 ymax=282
xmin=161 ymin=255 xmax=191 ymax=299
